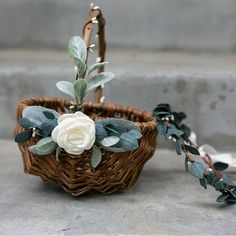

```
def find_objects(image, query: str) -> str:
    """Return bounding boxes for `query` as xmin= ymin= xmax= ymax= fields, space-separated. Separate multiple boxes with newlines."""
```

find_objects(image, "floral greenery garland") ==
xmin=15 ymin=36 xmax=142 ymax=168
xmin=153 ymin=104 xmax=236 ymax=203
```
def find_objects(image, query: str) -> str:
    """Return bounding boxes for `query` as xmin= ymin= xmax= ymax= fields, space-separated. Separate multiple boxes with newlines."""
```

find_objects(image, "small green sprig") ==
xmin=153 ymin=104 xmax=236 ymax=203
xmin=56 ymin=36 xmax=114 ymax=111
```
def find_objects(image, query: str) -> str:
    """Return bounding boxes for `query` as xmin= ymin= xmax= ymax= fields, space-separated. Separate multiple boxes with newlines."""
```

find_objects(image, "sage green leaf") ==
xmin=120 ymin=133 xmax=139 ymax=151
xmin=167 ymin=127 xmax=183 ymax=137
xmin=74 ymin=79 xmax=87 ymax=100
xmin=74 ymin=57 xmax=87 ymax=76
xmin=87 ymin=72 xmax=115 ymax=91
xmin=176 ymin=139 xmax=182 ymax=155
xmin=190 ymin=162 xmax=205 ymax=179
xmin=56 ymin=81 xmax=75 ymax=99
xmin=18 ymin=118 xmax=32 ymax=129
xmin=91 ymin=144 xmax=102 ymax=168
xmin=128 ymin=129 xmax=142 ymax=139
xmin=68 ymin=36 xmax=87 ymax=62
xmin=29 ymin=137 xmax=57 ymax=156
xmin=101 ymin=136 xmax=120 ymax=147
xmin=157 ymin=121 xmax=167 ymax=135
xmin=182 ymin=144 xmax=200 ymax=156
xmin=102 ymin=146 xmax=126 ymax=152
xmin=87 ymin=62 xmax=109 ymax=75
xmin=56 ymin=146 xmax=61 ymax=161
xmin=15 ymin=130 xmax=33 ymax=143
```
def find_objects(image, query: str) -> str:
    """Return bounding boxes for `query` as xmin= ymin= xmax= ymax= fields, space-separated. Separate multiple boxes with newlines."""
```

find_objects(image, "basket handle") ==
xmin=83 ymin=8 xmax=106 ymax=103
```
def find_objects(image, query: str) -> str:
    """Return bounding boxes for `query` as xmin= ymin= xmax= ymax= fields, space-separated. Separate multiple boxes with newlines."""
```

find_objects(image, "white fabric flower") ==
xmin=52 ymin=112 xmax=95 ymax=155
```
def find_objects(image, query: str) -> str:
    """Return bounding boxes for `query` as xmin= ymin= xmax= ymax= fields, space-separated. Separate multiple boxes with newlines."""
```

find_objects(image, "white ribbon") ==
xmin=189 ymin=132 xmax=236 ymax=168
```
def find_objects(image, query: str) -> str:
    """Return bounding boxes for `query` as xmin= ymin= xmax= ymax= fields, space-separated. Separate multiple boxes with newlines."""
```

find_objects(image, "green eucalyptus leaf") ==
xmin=182 ymin=144 xmax=200 ymax=155
xmin=56 ymin=81 xmax=75 ymax=99
xmin=15 ymin=130 xmax=33 ymax=143
xmin=29 ymin=137 xmax=57 ymax=156
xmin=74 ymin=79 xmax=87 ymax=100
xmin=87 ymin=72 xmax=115 ymax=91
xmin=38 ymin=120 xmax=57 ymax=137
xmin=18 ymin=118 xmax=32 ymax=129
xmin=216 ymin=193 xmax=229 ymax=203
xmin=102 ymin=146 xmax=127 ymax=153
xmin=128 ymin=129 xmax=142 ymax=139
xmin=23 ymin=106 xmax=59 ymax=129
xmin=120 ymin=132 xmax=139 ymax=151
xmin=96 ymin=118 xmax=141 ymax=136
xmin=213 ymin=162 xmax=229 ymax=171
xmin=56 ymin=146 xmax=61 ymax=161
xmin=88 ymin=62 xmax=109 ymax=75
xmin=214 ymin=180 xmax=225 ymax=191
xmin=199 ymin=178 xmax=207 ymax=189
xmin=176 ymin=139 xmax=182 ymax=155
xmin=43 ymin=111 xmax=55 ymax=120
xmin=68 ymin=36 xmax=87 ymax=62
xmin=95 ymin=123 xmax=108 ymax=141
xmin=91 ymin=144 xmax=102 ymax=168
xmin=189 ymin=162 xmax=205 ymax=179
xmin=167 ymin=127 xmax=184 ymax=137
xmin=101 ymin=136 xmax=120 ymax=147
xmin=157 ymin=121 xmax=167 ymax=135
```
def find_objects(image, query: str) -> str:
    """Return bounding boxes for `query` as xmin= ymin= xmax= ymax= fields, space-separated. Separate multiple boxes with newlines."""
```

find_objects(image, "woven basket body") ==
xmin=14 ymin=97 xmax=157 ymax=196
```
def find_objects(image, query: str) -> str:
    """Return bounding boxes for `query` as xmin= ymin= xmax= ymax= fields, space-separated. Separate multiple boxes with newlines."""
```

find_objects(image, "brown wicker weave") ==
xmin=14 ymin=8 xmax=157 ymax=196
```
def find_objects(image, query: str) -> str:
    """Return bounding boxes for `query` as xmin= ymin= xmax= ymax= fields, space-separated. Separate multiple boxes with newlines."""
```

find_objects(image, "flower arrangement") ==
xmin=15 ymin=35 xmax=142 ymax=168
xmin=14 ymin=5 xmax=236 ymax=204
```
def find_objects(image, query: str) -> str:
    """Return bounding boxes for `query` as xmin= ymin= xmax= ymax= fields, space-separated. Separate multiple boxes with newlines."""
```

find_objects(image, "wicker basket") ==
xmin=14 ymin=8 xmax=157 ymax=196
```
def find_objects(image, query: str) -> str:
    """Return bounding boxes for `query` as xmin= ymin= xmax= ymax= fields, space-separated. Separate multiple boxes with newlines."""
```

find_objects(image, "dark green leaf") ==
xmin=213 ymin=162 xmax=229 ymax=171
xmin=38 ymin=120 xmax=57 ymax=137
xmin=91 ymin=144 xmax=102 ymax=168
xmin=176 ymin=139 xmax=182 ymax=155
xmin=182 ymin=144 xmax=200 ymax=155
xmin=180 ymin=124 xmax=191 ymax=138
xmin=214 ymin=180 xmax=224 ymax=191
xmin=43 ymin=111 xmax=55 ymax=120
xmin=199 ymin=178 xmax=207 ymax=189
xmin=120 ymin=133 xmax=139 ymax=151
xmin=216 ymin=194 xmax=229 ymax=203
xmin=87 ymin=72 xmax=115 ymax=91
xmin=185 ymin=157 xmax=190 ymax=173
xmin=18 ymin=118 xmax=32 ymax=128
xmin=173 ymin=112 xmax=187 ymax=125
xmin=101 ymin=136 xmax=120 ymax=147
xmin=190 ymin=162 xmax=205 ymax=179
xmin=15 ymin=130 xmax=33 ymax=143
xmin=28 ymin=137 xmax=57 ymax=156
xmin=74 ymin=79 xmax=88 ymax=100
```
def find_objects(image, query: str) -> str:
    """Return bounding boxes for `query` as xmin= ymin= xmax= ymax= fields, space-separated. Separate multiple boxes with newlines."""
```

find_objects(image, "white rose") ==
xmin=51 ymin=112 xmax=95 ymax=155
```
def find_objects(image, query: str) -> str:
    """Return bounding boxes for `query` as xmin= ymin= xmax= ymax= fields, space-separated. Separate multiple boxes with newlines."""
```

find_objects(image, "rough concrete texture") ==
xmin=1 ymin=50 xmax=236 ymax=149
xmin=0 ymin=140 xmax=235 ymax=235
xmin=1 ymin=0 xmax=236 ymax=51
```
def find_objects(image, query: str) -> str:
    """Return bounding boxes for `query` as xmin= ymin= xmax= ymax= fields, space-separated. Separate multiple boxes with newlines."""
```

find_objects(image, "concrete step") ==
xmin=1 ymin=140 xmax=235 ymax=235
xmin=1 ymin=49 xmax=236 ymax=149
xmin=1 ymin=0 xmax=236 ymax=51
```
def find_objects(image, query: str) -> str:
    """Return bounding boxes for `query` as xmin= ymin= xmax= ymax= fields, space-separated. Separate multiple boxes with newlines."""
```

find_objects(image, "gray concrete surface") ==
xmin=1 ymin=0 xmax=236 ymax=51
xmin=1 ymin=49 xmax=236 ymax=149
xmin=0 ymin=140 xmax=235 ymax=235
